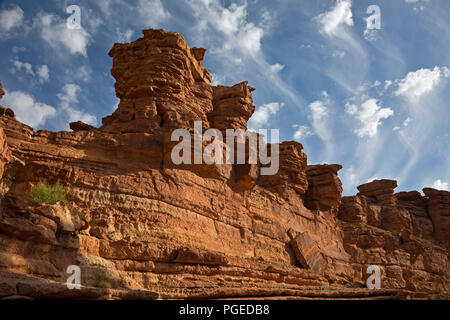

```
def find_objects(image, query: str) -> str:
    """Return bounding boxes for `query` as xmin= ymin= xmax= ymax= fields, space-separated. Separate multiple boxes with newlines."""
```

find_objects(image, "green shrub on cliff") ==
xmin=93 ymin=271 xmax=118 ymax=289
xmin=26 ymin=180 xmax=67 ymax=205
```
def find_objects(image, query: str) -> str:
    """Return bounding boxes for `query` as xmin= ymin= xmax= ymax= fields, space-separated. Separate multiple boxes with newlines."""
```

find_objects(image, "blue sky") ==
xmin=0 ymin=0 xmax=449 ymax=195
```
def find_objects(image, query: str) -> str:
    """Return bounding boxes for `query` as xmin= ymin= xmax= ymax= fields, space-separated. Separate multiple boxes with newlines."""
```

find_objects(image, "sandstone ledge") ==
xmin=0 ymin=29 xmax=448 ymax=300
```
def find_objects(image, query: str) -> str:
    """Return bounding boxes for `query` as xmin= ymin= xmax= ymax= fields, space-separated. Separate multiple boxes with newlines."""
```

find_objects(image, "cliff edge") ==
xmin=0 ymin=30 xmax=448 ymax=300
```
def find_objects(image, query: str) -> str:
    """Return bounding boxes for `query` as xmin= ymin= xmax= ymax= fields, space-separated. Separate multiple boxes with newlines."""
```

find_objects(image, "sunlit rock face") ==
xmin=0 ymin=30 xmax=448 ymax=300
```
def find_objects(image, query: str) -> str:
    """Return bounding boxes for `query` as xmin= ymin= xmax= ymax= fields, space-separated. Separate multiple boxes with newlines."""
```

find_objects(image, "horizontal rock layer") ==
xmin=0 ymin=29 xmax=448 ymax=300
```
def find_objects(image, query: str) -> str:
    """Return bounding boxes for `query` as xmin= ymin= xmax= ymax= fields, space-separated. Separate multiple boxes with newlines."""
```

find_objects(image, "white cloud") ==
xmin=405 ymin=0 xmax=429 ymax=12
xmin=403 ymin=117 xmax=413 ymax=127
xmin=11 ymin=58 xmax=34 ymax=77
xmin=187 ymin=0 xmax=304 ymax=111
xmin=138 ymin=0 xmax=171 ymax=27
xmin=384 ymin=80 xmax=393 ymax=90
xmin=96 ymin=0 xmax=115 ymax=17
xmin=315 ymin=0 xmax=354 ymax=36
xmin=0 ymin=5 xmax=24 ymax=32
xmin=37 ymin=65 xmax=50 ymax=83
xmin=58 ymin=84 xmax=97 ymax=126
xmin=189 ymin=0 xmax=266 ymax=57
xmin=292 ymin=125 xmax=313 ymax=141
xmin=442 ymin=67 xmax=450 ymax=77
xmin=36 ymin=12 xmax=90 ymax=56
xmin=248 ymin=102 xmax=284 ymax=129
xmin=2 ymin=90 xmax=56 ymax=128
xmin=395 ymin=66 xmax=449 ymax=101
xmin=117 ymin=28 xmax=134 ymax=43
xmin=346 ymin=99 xmax=394 ymax=137
xmin=211 ymin=73 xmax=225 ymax=86
xmin=10 ymin=58 xmax=50 ymax=83
xmin=332 ymin=50 xmax=345 ymax=58
xmin=431 ymin=179 xmax=449 ymax=191
xmin=363 ymin=29 xmax=378 ymax=42
xmin=393 ymin=117 xmax=413 ymax=132
xmin=345 ymin=167 xmax=358 ymax=187
xmin=58 ymin=84 xmax=80 ymax=107
xmin=269 ymin=63 xmax=284 ymax=74
xmin=309 ymin=99 xmax=331 ymax=142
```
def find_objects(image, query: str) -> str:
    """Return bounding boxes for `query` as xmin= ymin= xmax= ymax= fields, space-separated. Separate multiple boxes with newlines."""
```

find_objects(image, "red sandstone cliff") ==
xmin=0 ymin=30 xmax=448 ymax=300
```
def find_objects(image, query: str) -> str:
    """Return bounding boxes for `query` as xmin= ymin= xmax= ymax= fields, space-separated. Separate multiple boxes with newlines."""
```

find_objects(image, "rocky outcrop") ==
xmin=0 ymin=29 xmax=448 ymax=300
xmin=0 ymin=128 xmax=10 ymax=179
xmin=338 ymin=180 xmax=449 ymax=293
xmin=258 ymin=141 xmax=308 ymax=198
xmin=423 ymin=188 xmax=450 ymax=245
xmin=0 ymin=81 xmax=4 ymax=99
xmin=101 ymin=29 xmax=212 ymax=133
xmin=357 ymin=179 xmax=398 ymax=208
xmin=208 ymin=82 xmax=255 ymax=131
xmin=396 ymin=191 xmax=433 ymax=240
xmin=304 ymin=164 xmax=342 ymax=212
xmin=70 ymin=121 xmax=97 ymax=132
xmin=0 ymin=87 xmax=11 ymax=179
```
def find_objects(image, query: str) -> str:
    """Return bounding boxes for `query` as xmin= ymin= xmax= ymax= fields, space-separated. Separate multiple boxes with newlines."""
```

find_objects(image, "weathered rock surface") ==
xmin=339 ymin=180 xmax=449 ymax=293
xmin=258 ymin=141 xmax=308 ymax=198
xmin=0 ymin=81 xmax=4 ymax=99
xmin=304 ymin=164 xmax=342 ymax=212
xmin=0 ymin=29 xmax=448 ymax=300
xmin=209 ymin=82 xmax=255 ymax=131
xmin=423 ymin=188 xmax=450 ymax=245
xmin=0 ymin=127 xmax=11 ymax=179
xmin=291 ymin=232 xmax=327 ymax=273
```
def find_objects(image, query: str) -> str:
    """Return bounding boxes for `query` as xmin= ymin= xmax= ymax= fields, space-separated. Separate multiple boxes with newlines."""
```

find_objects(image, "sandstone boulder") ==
xmin=70 ymin=121 xmax=97 ymax=132
xmin=290 ymin=232 xmax=327 ymax=273
xmin=357 ymin=179 xmax=398 ymax=208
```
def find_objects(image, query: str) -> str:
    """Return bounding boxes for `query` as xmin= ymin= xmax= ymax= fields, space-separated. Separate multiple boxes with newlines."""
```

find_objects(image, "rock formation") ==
xmin=0 ymin=30 xmax=448 ymax=300
xmin=0 ymin=81 xmax=4 ymax=99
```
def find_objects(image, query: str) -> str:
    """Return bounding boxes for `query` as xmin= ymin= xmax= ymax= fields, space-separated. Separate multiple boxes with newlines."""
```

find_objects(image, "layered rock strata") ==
xmin=0 ymin=30 xmax=448 ymax=300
